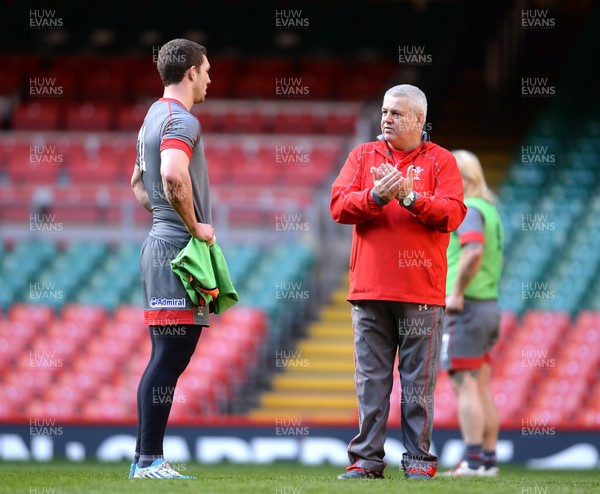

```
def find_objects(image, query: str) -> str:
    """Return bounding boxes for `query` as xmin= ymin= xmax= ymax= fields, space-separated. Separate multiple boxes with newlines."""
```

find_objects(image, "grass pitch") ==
xmin=1 ymin=461 xmax=598 ymax=494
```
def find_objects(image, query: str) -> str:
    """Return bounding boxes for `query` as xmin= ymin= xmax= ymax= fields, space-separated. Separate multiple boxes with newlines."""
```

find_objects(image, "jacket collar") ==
xmin=374 ymin=138 xmax=429 ymax=168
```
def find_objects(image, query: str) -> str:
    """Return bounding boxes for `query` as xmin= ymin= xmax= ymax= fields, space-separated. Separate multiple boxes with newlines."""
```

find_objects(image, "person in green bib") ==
xmin=439 ymin=149 xmax=504 ymax=477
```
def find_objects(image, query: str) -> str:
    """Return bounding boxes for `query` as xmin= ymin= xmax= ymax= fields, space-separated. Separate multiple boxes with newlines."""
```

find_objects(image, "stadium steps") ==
xmin=248 ymin=277 xmax=357 ymax=421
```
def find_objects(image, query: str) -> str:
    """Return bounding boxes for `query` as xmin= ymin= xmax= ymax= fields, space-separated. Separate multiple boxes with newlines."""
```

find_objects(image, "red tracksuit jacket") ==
xmin=330 ymin=139 xmax=466 ymax=306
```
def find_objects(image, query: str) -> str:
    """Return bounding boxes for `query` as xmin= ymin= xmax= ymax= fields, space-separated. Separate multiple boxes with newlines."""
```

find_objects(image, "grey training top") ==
xmin=136 ymin=97 xmax=212 ymax=245
xmin=457 ymin=207 xmax=484 ymax=242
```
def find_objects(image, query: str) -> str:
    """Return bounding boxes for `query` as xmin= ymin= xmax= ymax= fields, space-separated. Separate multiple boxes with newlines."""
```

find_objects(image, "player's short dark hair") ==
xmin=157 ymin=39 xmax=207 ymax=86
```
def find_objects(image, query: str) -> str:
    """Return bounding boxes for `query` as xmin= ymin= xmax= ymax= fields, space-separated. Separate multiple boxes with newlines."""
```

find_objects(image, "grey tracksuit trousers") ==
xmin=347 ymin=300 xmax=444 ymax=476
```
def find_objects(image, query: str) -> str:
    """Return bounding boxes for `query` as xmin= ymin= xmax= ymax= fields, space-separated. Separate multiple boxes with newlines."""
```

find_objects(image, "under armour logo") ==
xmin=418 ymin=304 xmax=428 ymax=311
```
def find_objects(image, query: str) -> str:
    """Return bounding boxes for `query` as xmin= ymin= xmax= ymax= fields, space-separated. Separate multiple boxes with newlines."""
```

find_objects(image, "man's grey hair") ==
xmin=384 ymin=84 xmax=427 ymax=121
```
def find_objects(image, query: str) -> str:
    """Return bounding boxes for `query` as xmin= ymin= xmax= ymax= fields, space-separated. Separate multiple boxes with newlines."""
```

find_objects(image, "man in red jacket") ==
xmin=331 ymin=84 xmax=466 ymax=480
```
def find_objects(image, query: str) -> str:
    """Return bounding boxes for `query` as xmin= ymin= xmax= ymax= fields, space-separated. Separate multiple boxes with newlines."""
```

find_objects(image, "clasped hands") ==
xmin=371 ymin=163 xmax=414 ymax=203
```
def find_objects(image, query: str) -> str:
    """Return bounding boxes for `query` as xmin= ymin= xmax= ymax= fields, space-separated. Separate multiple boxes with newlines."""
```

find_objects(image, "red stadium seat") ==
xmin=577 ymin=409 xmax=600 ymax=428
xmin=106 ymin=321 xmax=145 ymax=344
xmin=521 ymin=310 xmax=571 ymax=331
xmin=338 ymin=73 xmax=383 ymax=101
xmin=43 ymin=381 xmax=83 ymax=407
xmin=0 ymin=320 xmax=37 ymax=347
xmin=219 ymin=307 xmax=268 ymax=334
xmin=323 ymin=110 xmax=358 ymax=135
xmin=573 ymin=326 xmax=600 ymax=345
xmin=81 ymin=399 xmax=132 ymax=421
xmin=234 ymin=73 xmax=276 ymax=99
xmin=193 ymin=108 xmax=224 ymax=133
xmin=87 ymin=337 xmax=133 ymax=360
xmin=560 ymin=341 xmax=600 ymax=368
xmin=133 ymin=73 xmax=164 ymax=100
xmin=37 ymin=334 xmax=78 ymax=359
xmin=66 ymin=146 xmax=120 ymax=184
xmin=522 ymin=408 xmax=566 ymax=428
xmin=221 ymin=108 xmax=268 ymax=133
xmin=174 ymin=374 xmax=223 ymax=416
xmin=0 ymin=71 xmax=22 ymax=97
xmin=81 ymin=69 xmax=126 ymax=103
xmin=284 ymin=163 xmax=329 ymax=186
xmin=56 ymin=371 xmax=100 ymax=399
xmin=249 ymin=57 xmax=294 ymax=76
xmin=12 ymin=101 xmax=63 ymax=130
xmin=6 ymin=143 xmax=62 ymax=183
xmin=65 ymin=103 xmax=114 ymax=131
xmin=187 ymin=356 xmax=231 ymax=395
xmin=47 ymin=320 xmax=88 ymax=347
xmin=114 ymin=305 xmax=144 ymax=324
xmin=116 ymin=103 xmax=149 ymax=131
xmin=547 ymin=356 xmax=597 ymax=382
xmin=573 ymin=310 xmax=600 ymax=329
xmin=9 ymin=303 xmax=55 ymax=330
xmin=272 ymin=111 xmax=319 ymax=134
xmin=300 ymin=57 xmax=348 ymax=82
xmin=71 ymin=354 xmax=116 ymax=382
xmin=28 ymin=398 xmax=79 ymax=420
xmin=6 ymin=368 xmax=54 ymax=395
xmin=62 ymin=304 xmax=108 ymax=329
xmin=0 ymin=334 xmax=28 ymax=372
xmin=232 ymin=158 xmax=281 ymax=185
xmin=296 ymin=74 xmax=334 ymax=101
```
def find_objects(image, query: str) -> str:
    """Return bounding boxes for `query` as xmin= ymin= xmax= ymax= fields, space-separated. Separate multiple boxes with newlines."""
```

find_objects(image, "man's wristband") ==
xmin=371 ymin=189 xmax=388 ymax=206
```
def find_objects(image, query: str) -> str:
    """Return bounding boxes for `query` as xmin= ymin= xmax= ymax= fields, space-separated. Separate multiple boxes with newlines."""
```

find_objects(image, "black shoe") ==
xmin=337 ymin=468 xmax=384 ymax=479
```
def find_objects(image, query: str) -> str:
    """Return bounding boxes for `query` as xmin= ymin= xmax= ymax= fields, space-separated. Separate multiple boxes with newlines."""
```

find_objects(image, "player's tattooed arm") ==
xmin=160 ymin=148 xmax=215 ymax=244
xmin=131 ymin=165 xmax=151 ymax=212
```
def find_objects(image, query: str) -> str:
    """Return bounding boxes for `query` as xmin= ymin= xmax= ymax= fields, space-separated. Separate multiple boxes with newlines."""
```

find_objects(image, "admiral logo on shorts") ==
xmin=150 ymin=297 xmax=186 ymax=309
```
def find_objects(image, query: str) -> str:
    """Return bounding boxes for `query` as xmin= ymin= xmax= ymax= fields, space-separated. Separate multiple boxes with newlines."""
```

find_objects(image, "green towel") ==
xmin=170 ymin=238 xmax=239 ymax=314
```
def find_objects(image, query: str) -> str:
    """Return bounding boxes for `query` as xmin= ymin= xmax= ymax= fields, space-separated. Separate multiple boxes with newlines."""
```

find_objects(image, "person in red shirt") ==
xmin=331 ymin=84 xmax=466 ymax=480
